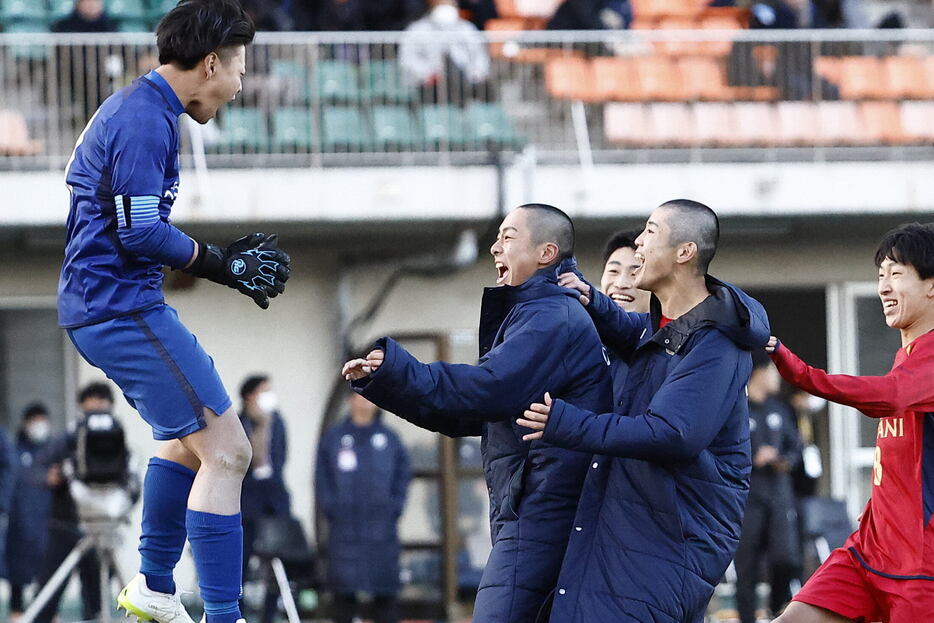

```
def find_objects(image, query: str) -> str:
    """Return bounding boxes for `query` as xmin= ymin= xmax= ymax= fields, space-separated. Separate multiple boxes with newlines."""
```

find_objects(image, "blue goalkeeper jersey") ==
xmin=58 ymin=70 xmax=193 ymax=328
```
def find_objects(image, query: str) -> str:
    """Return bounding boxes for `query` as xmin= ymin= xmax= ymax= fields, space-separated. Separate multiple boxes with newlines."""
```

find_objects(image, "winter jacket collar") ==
xmin=647 ymin=275 xmax=770 ymax=355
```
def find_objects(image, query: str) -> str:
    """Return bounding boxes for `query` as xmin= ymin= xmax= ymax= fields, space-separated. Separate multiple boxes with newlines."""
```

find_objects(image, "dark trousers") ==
xmin=34 ymin=523 xmax=102 ymax=623
xmin=332 ymin=593 xmax=399 ymax=623
xmin=735 ymin=497 xmax=802 ymax=623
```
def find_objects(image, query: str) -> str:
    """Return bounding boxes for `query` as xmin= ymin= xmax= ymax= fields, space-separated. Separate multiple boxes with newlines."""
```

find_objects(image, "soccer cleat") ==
xmin=117 ymin=574 xmax=196 ymax=623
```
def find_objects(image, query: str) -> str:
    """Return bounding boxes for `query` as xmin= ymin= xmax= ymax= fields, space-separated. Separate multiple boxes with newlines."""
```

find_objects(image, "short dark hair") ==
xmin=659 ymin=199 xmax=720 ymax=274
xmin=157 ymin=0 xmax=255 ymax=70
xmin=874 ymin=223 xmax=934 ymax=280
xmin=22 ymin=402 xmax=49 ymax=421
xmin=602 ymin=230 xmax=640 ymax=264
xmin=240 ymin=374 xmax=269 ymax=400
xmin=518 ymin=203 xmax=575 ymax=261
xmin=78 ymin=382 xmax=113 ymax=404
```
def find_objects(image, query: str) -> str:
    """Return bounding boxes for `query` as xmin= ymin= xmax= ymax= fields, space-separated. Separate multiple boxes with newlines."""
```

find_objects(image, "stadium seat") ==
xmin=655 ymin=17 xmax=703 ymax=56
xmin=147 ymin=0 xmax=177 ymax=21
xmin=465 ymin=102 xmax=522 ymax=148
xmin=859 ymin=102 xmax=904 ymax=145
xmin=678 ymin=57 xmax=731 ymax=101
xmin=632 ymin=0 xmax=704 ymax=20
xmin=591 ymin=57 xmax=636 ymax=102
xmin=270 ymin=59 xmax=310 ymax=104
xmin=924 ymin=56 xmax=934 ymax=99
xmin=107 ymin=0 xmax=147 ymax=20
xmin=312 ymin=61 xmax=360 ymax=103
xmin=691 ymin=103 xmax=734 ymax=146
xmin=731 ymin=102 xmax=778 ymax=146
xmin=361 ymin=60 xmax=416 ymax=103
xmin=0 ymin=0 xmax=49 ymax=23
xmin=603 ymin=103 xmax=652 ymax=146
xmin=272 ymin=108 xmax=314 ymax=151
xmin=634 ymin=56 xmax=684 ymax=101
xmin=370 ymin=105 xmax=420 ymax=149
xmin=0 ymin=109 xmax=42 ymax=156
xmin=217 ymin=107 xmax=268 ymax=151
xmin=545 ymin=57 xmax=595 ymax=101
xmin=775 ymin=102 xmax=819 ymax=146
xmin=646 ymin=102 xmax=693 ymax=146
xmin=5 ymin=21 xmax=51 ymax=60
xmin=882 ymin=56 xmax=928 ymax=100
xmin=321 ymin=106 xmax=372 ymax=152
xmin=816 ymin=101 xmax=867 ymax=145
xmin=838 ymin=56 xmax=885 ymax=100
xmin=900 ymin=101 xmax=934 ymax=144
xmin=50 ymin=0 xmax=76 ymax=20
xmin=118 ymin=19 xmax=150 ymax=32
xmin=696 ymin=16 xmax=743 ymax=56
xmin=813 ymin=56 xmax=843 ymax=86
xmin=420 ymin=104 xmax=468 ymax=148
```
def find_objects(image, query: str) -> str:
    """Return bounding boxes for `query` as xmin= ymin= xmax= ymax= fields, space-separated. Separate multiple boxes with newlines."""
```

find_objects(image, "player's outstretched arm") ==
xmin=558 ymin=271 xmax=644 ymax=357
xmin=770 ymin=336 xmax=934 ymax=417
xmin=184 ymin=233 xmax=291 ymax=309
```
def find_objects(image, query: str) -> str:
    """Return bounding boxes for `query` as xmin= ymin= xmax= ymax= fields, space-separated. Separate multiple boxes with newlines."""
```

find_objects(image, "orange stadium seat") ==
xmin=732 ymin=102 xmax=778 ymax=146
xmin=592 ymin=57 xmax=639 ymax=101
xmin=814 ymin=57 xmax=843 ymax=87
xmin=647 ymin=102 xmax=693 ymax=145
xmin=859 ymin=102 xmax=905 ymax=145
xmin=900 ymin=101 xmax=934 ymax=144
xmin=655 ymin=17 xmax=704 ymax=55
xmin=545 ymin=57 xmax=595 ymax=100
xmin=816 ymin=101 xmax=868 ymax=145
xmin=924 ymin=56 xmax=934 ymax=98
xmin=696 ymin=16 xmax=743 ymax=55
xmin=838 ymin=56 xmax=885 ymax=100
xmin=604 ymin=103 xmax=653 ymax=145
xmin=775 ymin=101 xmax=819 ymax=146
xmin=494 ymin=0 xmax=519 ymax=17
xmin=634 ymin=56 xmax=684 ymax=100
xmin=679 ymin=57 xmax=731 ymax=100
xmin=883 ymin=56 xmax=929 ymax=100
xmin=692 ymin=103 xmax=734 ymax=146
xmin=632 ymin=0 xmax=704 ymax=20
xmin=0 ymin=110 xmax=41 ymax=156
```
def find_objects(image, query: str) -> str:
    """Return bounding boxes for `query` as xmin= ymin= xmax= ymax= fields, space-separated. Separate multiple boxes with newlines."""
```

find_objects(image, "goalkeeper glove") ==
xmin=184 ymin=233 xmax=291 ymax=309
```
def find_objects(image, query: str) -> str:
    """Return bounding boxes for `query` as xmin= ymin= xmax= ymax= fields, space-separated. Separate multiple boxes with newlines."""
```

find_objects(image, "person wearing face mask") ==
xmin=399 ymin=0 xmax=492 ymax=106
xmin=6 ymin=404 xmax=54 ymax=621
xmin=238 ymin=375 xmax=292 ymax=622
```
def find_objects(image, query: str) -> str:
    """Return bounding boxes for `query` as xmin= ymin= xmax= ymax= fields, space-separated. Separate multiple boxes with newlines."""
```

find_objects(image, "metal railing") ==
xmin=0 ymin=29 xmax=931 ymax=170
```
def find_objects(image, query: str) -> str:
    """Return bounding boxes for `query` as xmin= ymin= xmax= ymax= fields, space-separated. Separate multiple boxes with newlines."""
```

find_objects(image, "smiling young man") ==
xmin=517 ymin=199 xmax=770 ymax=623
xmin=766 ymin=223 xmax=934 ymax=623
xmin=342 ymin=204 xmax=612 ymax=623
xmin=57 ymin=2 xmax=291 ymax=623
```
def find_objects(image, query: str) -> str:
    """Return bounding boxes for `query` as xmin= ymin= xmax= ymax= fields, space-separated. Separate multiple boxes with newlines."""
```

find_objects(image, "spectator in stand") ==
xmin=316 ymin=393 xmax=411 ymax=623
xmin=460 ymin=0 xmax=498 ymax=30
xmin=314 ymin=0 xmax=425 ymax=31
xmin=51 ymin=0 xmax=117 ymax=33
xmin=239 ymin=374 xmax=292 ymax=623
xmin=548 ymin=0 xmax=632 ymax=30
xmin=734 ymin=352 xmax=803 ymax=623
xmin=242 ymin=0 xmax=294 ymax=30
xmin=399 ymin=0 xmax=491 ymax=105
xmin=0 ymin=417 xmax=14 ymax=609
xmin=6 ymin=404 xmax=54 ymax=621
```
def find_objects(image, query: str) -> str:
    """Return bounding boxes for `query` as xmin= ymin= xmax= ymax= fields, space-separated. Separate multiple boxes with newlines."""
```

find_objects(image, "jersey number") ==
xmin=873 ymin=446 xmax=883 ymax=486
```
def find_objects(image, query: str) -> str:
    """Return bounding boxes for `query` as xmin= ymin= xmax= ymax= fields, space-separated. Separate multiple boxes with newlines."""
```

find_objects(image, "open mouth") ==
xmin=883 ymin=299 xmax=898 ymax=315
xmin=633 ymin=252 xmax=646 ymax=278
xmin=495 ymin=262 xmax=509 ymax=285
xmin=610 ymin=293 xmax=635 ymax=304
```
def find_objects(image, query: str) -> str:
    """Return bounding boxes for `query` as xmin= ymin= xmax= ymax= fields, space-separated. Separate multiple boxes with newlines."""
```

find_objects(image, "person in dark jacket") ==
xmin=342 ymin=204 xmax=614 ymax=623
xmin=239 ymin=374 xmax=292 ymax=623
xmin=519 ymin=199 xmax=770 ymax=623
xmin=6 ymin=403 xmax=54 ymax=618
xmin=315 ymin=393 xmax=411 ymax=623
xmin=734 ymin=352 xmax=803 ymax=623
xmin=0 ymin=417 xmax=15 ymax=587
xmin=599 ymin=229 xmax=651 ymax=408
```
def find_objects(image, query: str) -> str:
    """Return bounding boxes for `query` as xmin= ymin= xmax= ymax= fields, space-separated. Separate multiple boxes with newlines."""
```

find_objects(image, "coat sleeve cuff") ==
xmin=350 ymin=336 xmax=394 ymax=393
xmin=542 ymin=398 xmax=573 ymax=448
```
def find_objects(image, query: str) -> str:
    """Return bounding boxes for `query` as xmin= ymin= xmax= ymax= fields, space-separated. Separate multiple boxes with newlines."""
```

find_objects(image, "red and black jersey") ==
xmin=772 ymin=331 xmax=934 ymax=580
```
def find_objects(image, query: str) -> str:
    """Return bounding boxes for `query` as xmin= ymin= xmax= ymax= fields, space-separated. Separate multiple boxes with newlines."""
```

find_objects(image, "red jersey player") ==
xmin=769 ymin=223 xmax=934 ymax=623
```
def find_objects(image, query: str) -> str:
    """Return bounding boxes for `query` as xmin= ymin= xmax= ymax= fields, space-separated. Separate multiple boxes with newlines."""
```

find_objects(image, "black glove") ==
xmin=184 ymin=233 xmax=291 ymax=309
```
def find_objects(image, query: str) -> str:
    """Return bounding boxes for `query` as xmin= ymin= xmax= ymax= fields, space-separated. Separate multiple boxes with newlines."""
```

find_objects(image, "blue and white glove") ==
xmin=185 ymin=233 xmax=291 ymax=309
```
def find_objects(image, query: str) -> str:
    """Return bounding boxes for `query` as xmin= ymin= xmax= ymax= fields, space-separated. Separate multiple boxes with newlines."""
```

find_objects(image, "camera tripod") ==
xmin=20 ymin=484 xmax=131 ymax=623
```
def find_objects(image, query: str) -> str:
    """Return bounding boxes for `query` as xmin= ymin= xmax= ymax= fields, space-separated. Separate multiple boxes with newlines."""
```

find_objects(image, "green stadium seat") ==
xmin=370 ymin=105 xmax=420 ymax=149
xmin=465 ymin=102 xmax=522 ymax=148
xmin=117 ymin=18 xmax=150 ymax=32
xmin=321 ymin=107 xmax=371 ymax=152
xmin=147 ymin=0 xmax=177 ymax=21
xmin=217 ymin=107 xmax=268 ymax=151
xmin=361 ymin=60 xmax=416 ymax=103
xmin=107 ymin=0 xmax=147 ymax=20
xmin=270 ymin=60 xmax=310 ymax=102
xmin=312 ymin=61 xmax=360 ymax=103
xmin=49 ymin=0 xmax=75 ymax=20
xmin=272 ymin=108 xmax=314 ymax=150
xmin=420 ymin=104 xmax=468 ymax=148
xmin=5 ymin=21 xmax=51 ymax=60
xmin=1 ymin=0 xmax=49 ymax=23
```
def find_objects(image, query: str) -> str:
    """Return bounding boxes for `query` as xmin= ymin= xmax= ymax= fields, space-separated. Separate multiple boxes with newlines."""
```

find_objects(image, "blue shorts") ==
xmin=67 ymin=304 xmax=232 ymax=440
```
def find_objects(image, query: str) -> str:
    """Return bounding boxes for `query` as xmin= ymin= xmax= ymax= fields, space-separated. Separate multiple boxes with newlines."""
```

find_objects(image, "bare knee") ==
xmin=202 ymin=436 xmax=252 ymax=477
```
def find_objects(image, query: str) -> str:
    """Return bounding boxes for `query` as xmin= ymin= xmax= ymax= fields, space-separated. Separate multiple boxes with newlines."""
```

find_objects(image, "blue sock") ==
xmin=186 ymin=509 xmax=243 ymax=623
xmin=139 ymin=457 xmax=196 ymax=595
